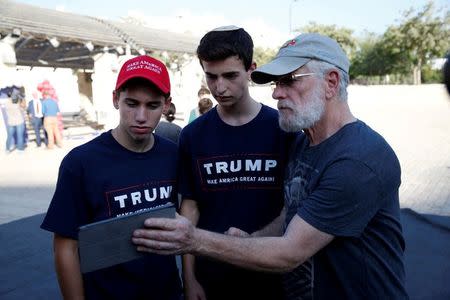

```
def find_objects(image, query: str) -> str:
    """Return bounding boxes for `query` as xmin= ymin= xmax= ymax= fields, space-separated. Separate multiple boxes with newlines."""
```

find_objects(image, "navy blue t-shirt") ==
xmin=41 ymin=131 xmax=182 ymax=300
xmin=284 ymin=120 xmax=408 ymax=299
xmin=179 ymin=104 xmax=292 ymax=299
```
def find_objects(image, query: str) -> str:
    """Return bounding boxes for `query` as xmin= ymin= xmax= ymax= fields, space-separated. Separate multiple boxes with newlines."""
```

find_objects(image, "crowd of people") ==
xmin=0 ymin=81 xmax=63 ymax=153
xmin=39 ymin=25 xmax=411 ymax=300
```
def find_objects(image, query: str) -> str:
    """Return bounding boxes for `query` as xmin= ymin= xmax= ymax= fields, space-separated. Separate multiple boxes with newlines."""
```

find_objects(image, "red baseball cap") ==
xmin=115 ymin=55 xmax=170 ymax=95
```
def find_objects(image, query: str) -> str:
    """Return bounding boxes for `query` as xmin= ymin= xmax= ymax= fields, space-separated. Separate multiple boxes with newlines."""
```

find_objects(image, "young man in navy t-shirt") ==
xmin=41 ymin=55 xmax=182 ymax=299
xmin=177 ymin=26 xmax=292 ymax=300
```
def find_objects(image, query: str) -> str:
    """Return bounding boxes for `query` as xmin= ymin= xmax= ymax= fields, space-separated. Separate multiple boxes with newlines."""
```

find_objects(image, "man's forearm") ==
xmin=182 ymin=254 xmax=196 ymax=283
xmin=193 ymin=228 xmax=301 ymax=273
xmin=134 ymin=212 xmax=333 ymax=273
xmin=55 ymin=256 xmax=84 ymax=300
xmin=180 ymin=199 xmax=200 ymax=283
xmin=54 ymin=235 xmax=84 ymax=300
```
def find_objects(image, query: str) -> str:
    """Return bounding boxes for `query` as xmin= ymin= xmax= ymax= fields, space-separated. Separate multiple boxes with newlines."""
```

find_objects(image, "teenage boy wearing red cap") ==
xmin=41 ymin=55 xmax=182 ymax=299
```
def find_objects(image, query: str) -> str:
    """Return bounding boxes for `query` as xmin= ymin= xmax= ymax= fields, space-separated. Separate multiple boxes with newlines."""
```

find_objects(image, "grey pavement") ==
xmin=348 ymin=84 xmax=450 ymax=216
xmin=0 ymin=128 xmax=101 ymax=225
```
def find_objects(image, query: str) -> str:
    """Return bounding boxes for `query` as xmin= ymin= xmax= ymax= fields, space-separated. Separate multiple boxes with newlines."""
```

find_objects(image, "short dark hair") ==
xmin=115 ymin=77 xmax=170 ymax=99
xmin=196 ymin=28 xmax=254 ymax=71
xmin=198 ymin=97 xmax=213 ymax=115
xmin=197 ymin=87 xmax=211 ymax=98
xmin=444 ymin=53 xmax=450 ymax=95
xmin=164 ymin=102 xmax=176 ymax=122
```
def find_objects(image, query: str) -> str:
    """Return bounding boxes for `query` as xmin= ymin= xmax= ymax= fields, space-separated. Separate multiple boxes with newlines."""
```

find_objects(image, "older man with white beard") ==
xmin=132 ymin=33 xmax=408 ymax=300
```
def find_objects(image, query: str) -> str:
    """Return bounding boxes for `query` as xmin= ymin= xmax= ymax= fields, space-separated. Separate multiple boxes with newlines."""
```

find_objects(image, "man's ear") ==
xmin=325 ymin=70 xmax=340 ymax=100
xmin=247 ymin=61 xmax=257 ymax=81
xmin=112 ymin=90 xmax=119 ymax=109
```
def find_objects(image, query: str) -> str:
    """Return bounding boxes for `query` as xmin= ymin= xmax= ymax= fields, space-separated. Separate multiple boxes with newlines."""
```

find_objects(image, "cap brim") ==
xmin=251 ymin=56 xmax=310 ymax=84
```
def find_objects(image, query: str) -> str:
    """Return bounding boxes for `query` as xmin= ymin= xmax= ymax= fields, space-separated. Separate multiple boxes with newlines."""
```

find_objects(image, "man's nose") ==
xmin=272 ymin=85 xmax=285 ymax=101
xmin=215 ymin=78 xmax=227 ymax=94
xmin=135 ymin=106 xmax=147 ymax=122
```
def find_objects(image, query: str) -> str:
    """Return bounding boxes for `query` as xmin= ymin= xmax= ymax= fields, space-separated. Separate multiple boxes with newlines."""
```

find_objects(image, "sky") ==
xmin=16 ymin=0 xmax=450 ymax=48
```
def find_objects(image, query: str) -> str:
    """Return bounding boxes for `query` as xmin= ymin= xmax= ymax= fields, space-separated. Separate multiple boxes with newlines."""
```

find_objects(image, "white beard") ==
xmin=278 ymin=87 xmax=325 ymax=132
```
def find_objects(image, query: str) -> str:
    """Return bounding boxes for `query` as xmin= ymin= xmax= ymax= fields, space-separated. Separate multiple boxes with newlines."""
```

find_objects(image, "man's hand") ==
xmin=224 ymin=227 xmax=250 ymax=238
xmin=132 ymin=213 xmax=197 ymax=255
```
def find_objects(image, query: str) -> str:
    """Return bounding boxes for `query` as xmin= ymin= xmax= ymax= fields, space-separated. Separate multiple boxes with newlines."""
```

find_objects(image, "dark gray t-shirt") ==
xmin=155 ymin=120 xmax=182 ymax=144
xmin=283 ymin=120 xmax=408 ymax=299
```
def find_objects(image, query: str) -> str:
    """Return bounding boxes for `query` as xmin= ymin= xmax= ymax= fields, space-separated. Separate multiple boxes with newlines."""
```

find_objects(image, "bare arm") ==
xmin=180 ymin=199 xmax=206 ymax=300
xmin=133 ymin=214 xmax=333 ymax=273
xmin=54 ymin=234 xmax=84 ymax=300
xmin=195 ymin=215 xmax=333 ymax=272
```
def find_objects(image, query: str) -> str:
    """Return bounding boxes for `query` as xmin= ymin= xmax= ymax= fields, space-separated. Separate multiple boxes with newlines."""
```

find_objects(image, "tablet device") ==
xmin=78 ymin=202 xmax=176 ymax=273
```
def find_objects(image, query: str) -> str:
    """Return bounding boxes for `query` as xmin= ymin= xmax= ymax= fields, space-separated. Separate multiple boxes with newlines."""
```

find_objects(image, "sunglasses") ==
xmin=270 ymin=72 xmax=316 ymax=90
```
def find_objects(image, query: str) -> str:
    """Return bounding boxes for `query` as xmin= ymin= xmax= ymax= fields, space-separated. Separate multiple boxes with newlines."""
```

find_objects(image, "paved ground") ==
xmin=348 ymin=84 xmax=450 ymax=215
xmin=0 ymin=127 xmax=101 ymax=224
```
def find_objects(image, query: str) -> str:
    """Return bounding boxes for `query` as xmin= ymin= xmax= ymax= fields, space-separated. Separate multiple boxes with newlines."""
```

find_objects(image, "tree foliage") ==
xmin=253 ymin=47 xmax=277 ymax=67
xmin=350 ymin=31 xmax=410 ymax=79
xmin=351 ymin=33 xmax=384 ymax=77
xmin=381 ymin=1 xmax=449 ymax=84
xmin=296 ymin=22 xmax=357 ymax=58
xmin=293 ymin=2 xmax=449 ymax=84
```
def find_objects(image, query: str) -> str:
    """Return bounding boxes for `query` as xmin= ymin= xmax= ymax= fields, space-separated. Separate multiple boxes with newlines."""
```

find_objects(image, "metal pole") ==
xmin=289 ymin=0 xmax=298 ymax=34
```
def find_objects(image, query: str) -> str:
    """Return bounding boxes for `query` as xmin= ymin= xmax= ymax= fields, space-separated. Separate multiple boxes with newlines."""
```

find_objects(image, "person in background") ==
xmin=188 ymin=86 xmax=212 ymax=123
xmin=42 ymin=91 xmax=62 ymax=149
xmin=41 ymin=55 xmax=182 ymax=299
xmin=0 ymin=90 xmax=8 ymax=150
xmin=133 ymin=33 xmax=408 ymax=300
xmin=4 ymin=87 xmax=26 ymax=152
xmin=197 ymin=97 xmax=213 ymax=116
xmin=27 ymin=90 xmax=47 ymax=147
xmin=444 ymin=53 xmax=450 ymax=95
xmin=155 ymin=102 xmax=182 ymax=144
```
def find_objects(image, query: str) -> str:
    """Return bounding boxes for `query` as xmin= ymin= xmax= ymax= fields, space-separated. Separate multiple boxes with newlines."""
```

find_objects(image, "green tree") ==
xmin=296 ymin=22 xmax=357 ymax=58
xmin=351 ymin=33 xmax=382 ymax=78
xmin=253 ymin=47 xmax=277 ymax=67
xmin=421 ymin=63 xmax=444 ymax=83
xmin=350 ymin=31 xmax=409 ymax=80
xmin=382 ymin=1 xmax=450 ymax=84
